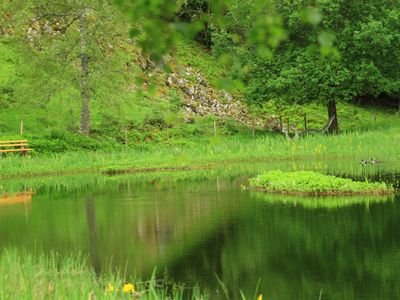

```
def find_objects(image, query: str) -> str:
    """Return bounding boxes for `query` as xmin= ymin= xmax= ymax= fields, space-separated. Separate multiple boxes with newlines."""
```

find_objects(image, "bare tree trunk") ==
xmin=79 ymin=10 xmax=90 ymax=135
xmin=327 ymin=100 xmax=339 ymax=134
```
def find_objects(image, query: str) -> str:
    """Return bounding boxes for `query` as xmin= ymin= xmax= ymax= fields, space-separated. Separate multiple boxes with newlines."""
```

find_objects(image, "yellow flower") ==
xmin=106 ymin=283 xmax=115 ymax=293
xmin=123 ymin=283 xmax=135 ymax=294
xmin=257 ymin=294 xmax=263 ymax=300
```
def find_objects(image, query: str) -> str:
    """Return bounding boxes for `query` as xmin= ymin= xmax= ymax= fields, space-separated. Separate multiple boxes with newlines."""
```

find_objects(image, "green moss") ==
xmin=175 ymin=40 xmax=225 ymax=84
xmin=248 ymin=171 xmax=394 ymax=195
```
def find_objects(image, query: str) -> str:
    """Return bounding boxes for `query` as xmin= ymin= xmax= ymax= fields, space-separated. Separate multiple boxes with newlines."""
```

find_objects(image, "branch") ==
xmin=60 ymin=38 xmax=80 ymax=64
xmin=322 ymin=115 xmax=336 ymax=134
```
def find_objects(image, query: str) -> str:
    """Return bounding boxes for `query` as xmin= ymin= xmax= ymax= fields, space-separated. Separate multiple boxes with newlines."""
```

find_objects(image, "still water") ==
xmin=0 ymin=162 xmax=399 ymax=299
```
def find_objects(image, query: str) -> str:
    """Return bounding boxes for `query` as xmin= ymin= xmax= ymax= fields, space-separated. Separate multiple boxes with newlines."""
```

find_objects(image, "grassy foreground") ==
xmin=0 ymin=249 xmax=207 ymax=300
xmin=248 ymin=171 xmax=394 ymax=195
xmin=1 ymin=122 xmax=400 ymax=179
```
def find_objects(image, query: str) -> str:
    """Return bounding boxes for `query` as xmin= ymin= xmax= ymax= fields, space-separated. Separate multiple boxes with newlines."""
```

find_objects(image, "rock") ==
xmin=165 ymin=65 xmax=283 ymax=131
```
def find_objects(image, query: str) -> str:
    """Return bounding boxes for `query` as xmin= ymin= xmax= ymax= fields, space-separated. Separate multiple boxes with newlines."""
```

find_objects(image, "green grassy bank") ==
xmin=0 ymin=249 xmax=207 ymax=300
xmin=1 ymin=118 xmax=400 ymax=179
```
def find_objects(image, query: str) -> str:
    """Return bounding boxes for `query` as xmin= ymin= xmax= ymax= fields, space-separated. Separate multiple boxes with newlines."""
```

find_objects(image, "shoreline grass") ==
xmin=1 ymin=124 xmax=400 ymax=179
xmin=0 ymin=248 xmax=207 ymax=300
xmin=248 ymin=171 xmax=394 ymax=195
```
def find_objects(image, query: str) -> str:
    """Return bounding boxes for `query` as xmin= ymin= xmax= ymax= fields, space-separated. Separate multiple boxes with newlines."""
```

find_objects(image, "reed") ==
xmin=1 ymin=121 xmax=400 ymax=179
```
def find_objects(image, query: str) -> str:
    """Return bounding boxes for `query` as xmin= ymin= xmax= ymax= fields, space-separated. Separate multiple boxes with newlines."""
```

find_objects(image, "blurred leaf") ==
xmin=257 ymin=46 xmax=273 ymax=60
xmin=302 ymin=7 xmax=322 ymax=26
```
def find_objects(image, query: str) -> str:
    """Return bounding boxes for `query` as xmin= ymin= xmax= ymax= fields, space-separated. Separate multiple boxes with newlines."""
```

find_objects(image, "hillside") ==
xmin=0 ymin=4 xmax=396 ymax=153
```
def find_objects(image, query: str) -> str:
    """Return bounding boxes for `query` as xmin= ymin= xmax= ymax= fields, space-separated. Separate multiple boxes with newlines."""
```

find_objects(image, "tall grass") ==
xmin=0 ymin=248 xmax=207 ymax=300
xmin=1 ymin=122 xmax=400 ymax=179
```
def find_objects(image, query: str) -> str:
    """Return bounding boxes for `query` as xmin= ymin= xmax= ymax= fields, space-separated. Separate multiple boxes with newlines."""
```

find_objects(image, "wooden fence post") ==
xmin=124 ymin=128 xmax=128 ymax=147
xmin=304 ymin=114 xmax=307 ymax=131
xmin=287 ymin=117 xmax=290 ymax=134
xmin=20 ymin=120 xmax=24 ymax=135
xmin=213 ymin=120 xmax=217 ymax=137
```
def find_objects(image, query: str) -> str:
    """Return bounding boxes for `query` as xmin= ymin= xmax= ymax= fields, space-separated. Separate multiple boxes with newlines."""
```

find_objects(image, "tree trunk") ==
xmin=326 ymin=100 xmax=339 ymax=134
xmin=79 ymin=10 xmax=90 ymax=135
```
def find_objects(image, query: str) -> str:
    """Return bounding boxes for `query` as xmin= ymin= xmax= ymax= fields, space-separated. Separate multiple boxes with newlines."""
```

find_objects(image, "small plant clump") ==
xmin=248 ymin=171 xmax=394 ymax=195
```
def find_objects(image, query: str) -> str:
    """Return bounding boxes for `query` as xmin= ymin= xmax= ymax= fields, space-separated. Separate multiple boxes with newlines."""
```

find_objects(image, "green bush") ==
xmin=28 ymin=133 xmax=119 ymax=154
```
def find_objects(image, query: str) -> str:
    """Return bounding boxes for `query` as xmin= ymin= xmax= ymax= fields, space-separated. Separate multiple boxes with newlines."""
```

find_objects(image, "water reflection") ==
xmin=0 ymin=162 xmax=399 ymax=299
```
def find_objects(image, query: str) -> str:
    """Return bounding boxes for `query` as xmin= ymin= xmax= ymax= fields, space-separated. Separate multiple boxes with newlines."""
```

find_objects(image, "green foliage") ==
xmin=1 ymin=0 xmax=399 ymax=149
xmin=175 ymin=39 xmax=225 ymax=84
xmin=238 ymin=0 xmax=400 ymax=106
xmin=0 ymin=43 xmax=17 ymax=91
xmin=254 ymin=100 xmax=395 ymax=131
xmin=249 ymin=170 xmax=393 ymax=195
xmin=29 ymin=132 xmax=119 ymax=153
xmin=116 ymin=0 xmax=215 ymax=62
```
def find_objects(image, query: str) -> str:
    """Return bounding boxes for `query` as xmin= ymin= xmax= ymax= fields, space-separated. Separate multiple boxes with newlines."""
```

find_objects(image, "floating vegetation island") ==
xmin=248 ymin=171 xmax=394 ymax=196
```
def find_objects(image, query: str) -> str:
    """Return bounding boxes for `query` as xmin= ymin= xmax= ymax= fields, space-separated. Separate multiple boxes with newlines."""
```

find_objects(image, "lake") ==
xmin=1 ymin=161 xmax=399 ymax=299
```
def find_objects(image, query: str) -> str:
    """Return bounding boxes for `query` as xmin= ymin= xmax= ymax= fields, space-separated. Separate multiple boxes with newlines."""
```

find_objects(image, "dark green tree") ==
xmin=238 ymin=0 xmax=400 ymax=132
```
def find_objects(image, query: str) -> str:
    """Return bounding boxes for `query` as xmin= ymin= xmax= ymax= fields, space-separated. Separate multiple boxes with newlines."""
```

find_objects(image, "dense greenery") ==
xmin=249 ymin=170 xmax=393 ymax=195
xmin=210 ymin=0 xmax=400 ymax=131
xmin=1 ymin=0 xmax=398 ymax=144
xmin=1 ymin=1 xmax=400 ymax=299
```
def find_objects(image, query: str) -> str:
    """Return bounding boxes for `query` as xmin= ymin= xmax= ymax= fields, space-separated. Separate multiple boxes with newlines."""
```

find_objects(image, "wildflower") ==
xmin=106 ymin=283 xmax=115 ymax=293
xmin=257 ymin=294 xmax=262 ymax=300
xmin=123 ymin=283 xmax=135 ymax=294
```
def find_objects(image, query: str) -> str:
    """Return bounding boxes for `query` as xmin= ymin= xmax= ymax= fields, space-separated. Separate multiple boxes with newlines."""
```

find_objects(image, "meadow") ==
xmin=1 ymin=116 xmax=399 ymax=179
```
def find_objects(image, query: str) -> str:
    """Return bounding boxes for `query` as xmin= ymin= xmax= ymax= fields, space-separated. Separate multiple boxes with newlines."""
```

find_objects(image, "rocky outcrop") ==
xmin=166 ymin=65 xmax=281 ymax=130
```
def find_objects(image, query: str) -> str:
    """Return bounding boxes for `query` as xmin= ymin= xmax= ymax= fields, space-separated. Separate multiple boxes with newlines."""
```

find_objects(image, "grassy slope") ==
xmin=1 ymin=32 xmax=399 ymax=179
xmin=1 ymin=27 xmax=396 ymax=144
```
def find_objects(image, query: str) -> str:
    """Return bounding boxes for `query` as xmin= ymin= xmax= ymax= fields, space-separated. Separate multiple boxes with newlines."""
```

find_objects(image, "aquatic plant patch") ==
xmin=248 ymin=171 xmax=394 ymax=195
